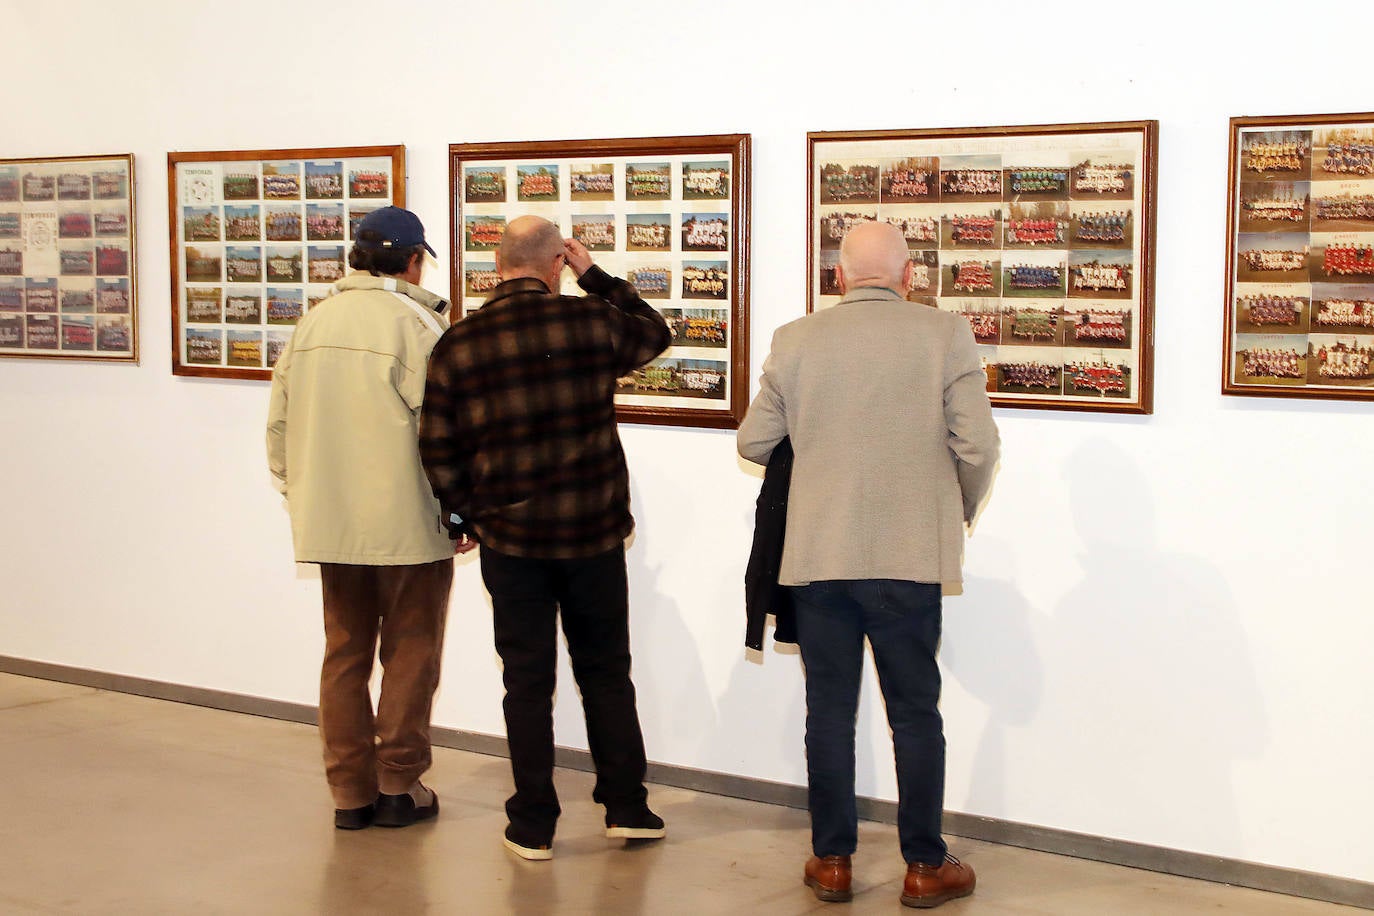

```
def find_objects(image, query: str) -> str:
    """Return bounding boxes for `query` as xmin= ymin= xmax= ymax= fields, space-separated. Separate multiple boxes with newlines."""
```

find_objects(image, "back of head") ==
xmin=839 ymin=221 xmax=909 ymax=291
xmin=499 ymin=215 xmax=563 ymax=277
xmin=348 ymin=205 xmax=433 ymax=277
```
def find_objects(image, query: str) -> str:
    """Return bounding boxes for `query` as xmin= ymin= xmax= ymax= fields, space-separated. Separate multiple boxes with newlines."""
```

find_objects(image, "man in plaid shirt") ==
xmin=420 ymin=215 xmax=670 ymax=860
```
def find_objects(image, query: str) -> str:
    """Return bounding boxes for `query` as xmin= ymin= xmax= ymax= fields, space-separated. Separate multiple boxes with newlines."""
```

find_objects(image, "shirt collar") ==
xmin=837 ymin=285 xmax=905 ymax=305
xmin=331 ymin=270 xmax=449 ymax=313
xmin=485 ymin=277 xmax=551 ymax=307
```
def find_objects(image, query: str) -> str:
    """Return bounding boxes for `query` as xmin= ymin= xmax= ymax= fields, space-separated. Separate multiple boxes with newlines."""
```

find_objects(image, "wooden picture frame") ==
xmin=449 ymin=134 xmax=751 ymax=429
xmin=0 ymin=154 xmax=137 ymax=362
xmin=1224 ymin=112 xmax=1374 ymax=400
xmin=808 ymin=121 xmax=1158 ymax=414
xmin=167 ymin=144 xmax=406 ymax=380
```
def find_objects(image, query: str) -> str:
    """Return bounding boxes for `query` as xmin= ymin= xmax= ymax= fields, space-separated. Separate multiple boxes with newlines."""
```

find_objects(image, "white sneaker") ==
xmin=503 ymin=828 xmax=553 ymax=860
xmin=605 ymin=810 xmax=666 ymax=840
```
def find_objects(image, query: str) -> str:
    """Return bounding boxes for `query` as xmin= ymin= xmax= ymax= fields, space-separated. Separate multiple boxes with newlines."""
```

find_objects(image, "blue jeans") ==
xmin=791 ymin=579 xmax=947 ymax=866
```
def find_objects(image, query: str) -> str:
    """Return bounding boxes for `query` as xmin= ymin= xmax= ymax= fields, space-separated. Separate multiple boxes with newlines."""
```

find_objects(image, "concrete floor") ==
xmin=0 ymin=672 xmax=1360 ymax=915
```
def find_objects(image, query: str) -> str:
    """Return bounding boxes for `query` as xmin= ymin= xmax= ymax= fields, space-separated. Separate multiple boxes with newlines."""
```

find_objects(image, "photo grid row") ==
xmin=1230 ymin=126 xmax=1374 ymax=389
xmin=0 ymin=158 xmax=133 ymax=357
xmin=176 ymin=157 xmax=395 ymax=370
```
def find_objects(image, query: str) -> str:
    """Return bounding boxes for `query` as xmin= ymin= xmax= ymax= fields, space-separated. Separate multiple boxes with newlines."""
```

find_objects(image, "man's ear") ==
xmin=835 ymin=264 xmax=846 ymax=295
xmin=494 ymin=249 xmax=502 ymax=274
xmin=550 ymin=251 xmax=566 ymax=289
xmin=902 ymin=258 xmax=915 ymax=292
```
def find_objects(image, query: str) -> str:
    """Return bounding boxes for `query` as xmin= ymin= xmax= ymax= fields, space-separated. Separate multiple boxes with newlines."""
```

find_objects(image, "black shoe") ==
xmin=373 ymin=784 xmax=439 ymax=828
xmin=605 ymin=808 xmax=666 ymax=840
xmin=503 ymin=824 xmax=554 ymax=860
xmin=334 ymin=803 xmax=375 ymax=830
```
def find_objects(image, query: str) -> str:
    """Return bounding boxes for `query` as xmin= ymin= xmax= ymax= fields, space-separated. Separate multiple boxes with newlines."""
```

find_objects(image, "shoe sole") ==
xmin=605 ymin=826 xmax=666 ymax=839
xmin=804 ymin=876 xmax=853 ymax=903
xmin=899 ymin=885 xmax=974 ymax=908
xmin=503 ymin=837 xmax=553 ymax=860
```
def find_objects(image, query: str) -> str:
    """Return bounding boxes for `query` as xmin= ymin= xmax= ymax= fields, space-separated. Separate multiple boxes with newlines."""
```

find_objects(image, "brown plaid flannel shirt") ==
xmin=419 ymin=266 xmax=670 ymax=559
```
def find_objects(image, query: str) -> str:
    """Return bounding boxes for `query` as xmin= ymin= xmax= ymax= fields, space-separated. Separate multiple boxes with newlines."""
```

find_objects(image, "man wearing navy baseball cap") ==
xmin=353 ymin=205 xmax=438 ymax=260
xmin=268 ymin=204 xmax=472 ymax=832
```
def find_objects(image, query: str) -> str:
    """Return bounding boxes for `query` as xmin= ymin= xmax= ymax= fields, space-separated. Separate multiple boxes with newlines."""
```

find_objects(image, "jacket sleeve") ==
xmin=395 ymin=349 xmax=429 ymax=413
xmin=265 ymin=343 xmax=291 ymax=494
xmin=418 ymin=332 xmax=474 ymax=538
xmin=942 ymin=317 xmax=1000 ymax=522
xmin=737 ymin=330 xmax=789 ymax=465
xmin=395 ymin=313 xmax=447 ymax=413
xmin=579 ymin=264 xmax=671 ymax=374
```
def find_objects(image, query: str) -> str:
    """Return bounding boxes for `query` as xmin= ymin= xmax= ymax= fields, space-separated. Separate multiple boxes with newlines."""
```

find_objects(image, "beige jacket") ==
xmin=737 ymin=287 xmax=999 ymax=588
xmin=267 ymin=272 xmax=453 ymax=565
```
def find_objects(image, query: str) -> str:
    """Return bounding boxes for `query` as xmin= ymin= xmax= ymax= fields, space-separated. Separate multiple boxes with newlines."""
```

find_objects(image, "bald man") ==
xmin=420 ymin=215 xmax=670 ymax=860
xmin=738 ymin=221 xmax=999 ymax=908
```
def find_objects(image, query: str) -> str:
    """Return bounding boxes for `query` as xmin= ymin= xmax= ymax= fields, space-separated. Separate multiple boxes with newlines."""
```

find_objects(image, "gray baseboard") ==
xmin=2 ymin=654 xmax=1370 ymax=909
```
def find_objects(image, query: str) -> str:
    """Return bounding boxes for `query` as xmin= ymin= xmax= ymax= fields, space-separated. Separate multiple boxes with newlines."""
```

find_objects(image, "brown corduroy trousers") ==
xmin=318 ymin=559 xmax=453 ymax=809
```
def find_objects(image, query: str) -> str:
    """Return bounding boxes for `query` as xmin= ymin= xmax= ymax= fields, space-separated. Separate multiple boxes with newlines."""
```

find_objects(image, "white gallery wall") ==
xmin=3 ymin=0 xmax=1372 ymax=885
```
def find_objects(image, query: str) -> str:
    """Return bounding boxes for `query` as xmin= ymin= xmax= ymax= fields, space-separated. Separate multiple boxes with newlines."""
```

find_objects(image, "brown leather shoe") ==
xmin=901 ymin=854 xmax=975 ymax=908
xmin=804 ymin=854 xmax=853 ymax=903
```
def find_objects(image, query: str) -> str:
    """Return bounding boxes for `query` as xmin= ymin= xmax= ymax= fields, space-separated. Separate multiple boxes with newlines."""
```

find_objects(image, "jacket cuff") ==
xmin=576 ymin=264 xmax=616 ymax=297
xmin=442 ymin=511 xmax=472 ymax=540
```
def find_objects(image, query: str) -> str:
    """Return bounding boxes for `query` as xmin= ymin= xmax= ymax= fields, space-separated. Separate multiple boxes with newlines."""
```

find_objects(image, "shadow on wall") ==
xmin=713 ymin=454 xmax=808 ymax=791
xmin=705 ymin=644 xmax=808 ymax=797
xmin=622 ymin=474 xmax=715 ymax=774
xmin=628 ymin=455 xmax=812 ymax=818
xmin=700 ymin=462 xmax=877 ymax=818
xmin=1030 ymin=439 xmax=1265 ymax=846
xmin=944 ymin=537 xmax=1045 ymax=817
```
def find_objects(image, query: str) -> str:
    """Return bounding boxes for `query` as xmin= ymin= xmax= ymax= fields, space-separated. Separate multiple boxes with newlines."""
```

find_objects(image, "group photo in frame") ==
xmin=167 ymin=145 xmax=406 ymax=380
xmin=0 ymin=154 xmax=137 ymax=362
xmin=1224 ymin=112 xmax=1374 ymax=400
xmin=808 ymin=121 xmax=1158 ymax=414
xmin=449 ymin=134 xmax=751 ymax=429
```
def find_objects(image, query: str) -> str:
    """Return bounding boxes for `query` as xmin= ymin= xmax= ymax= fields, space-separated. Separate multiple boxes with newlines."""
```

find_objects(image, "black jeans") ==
xmin=791 ymin=579 xmax=948 ymax=866
xmin=480 ymin=544 xmax=648 ymax=841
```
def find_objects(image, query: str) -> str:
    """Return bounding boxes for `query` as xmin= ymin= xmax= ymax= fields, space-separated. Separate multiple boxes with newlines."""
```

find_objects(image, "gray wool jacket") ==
xmin=737 ymin=286 xmax=1000 ymax=590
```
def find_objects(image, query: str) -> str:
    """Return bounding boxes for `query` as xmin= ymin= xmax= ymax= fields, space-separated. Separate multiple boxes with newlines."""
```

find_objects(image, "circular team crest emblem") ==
xmin=186 ymin=174 xmax=215 ymax=205
xmin=25 ymin=216 xmax=54 ymax=251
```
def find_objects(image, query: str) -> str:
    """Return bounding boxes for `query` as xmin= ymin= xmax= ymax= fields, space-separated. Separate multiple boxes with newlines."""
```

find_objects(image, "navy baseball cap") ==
xmin=355 ymin=206 xmax=436 ymax=256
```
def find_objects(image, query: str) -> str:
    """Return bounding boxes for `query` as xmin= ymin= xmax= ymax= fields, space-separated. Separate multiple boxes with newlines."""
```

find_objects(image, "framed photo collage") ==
xmin=809 ymin=121 xmax=1159 ymax=414
xmin=168 ymin=145 xmax=404 ymax=380
xmin=450 ymin=134 xmax=751 ymax=429
xmin=0 ymin=155 xmax=137 ymax=361
xmin=1225 ymin=112 xmax=1374 ymax=400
